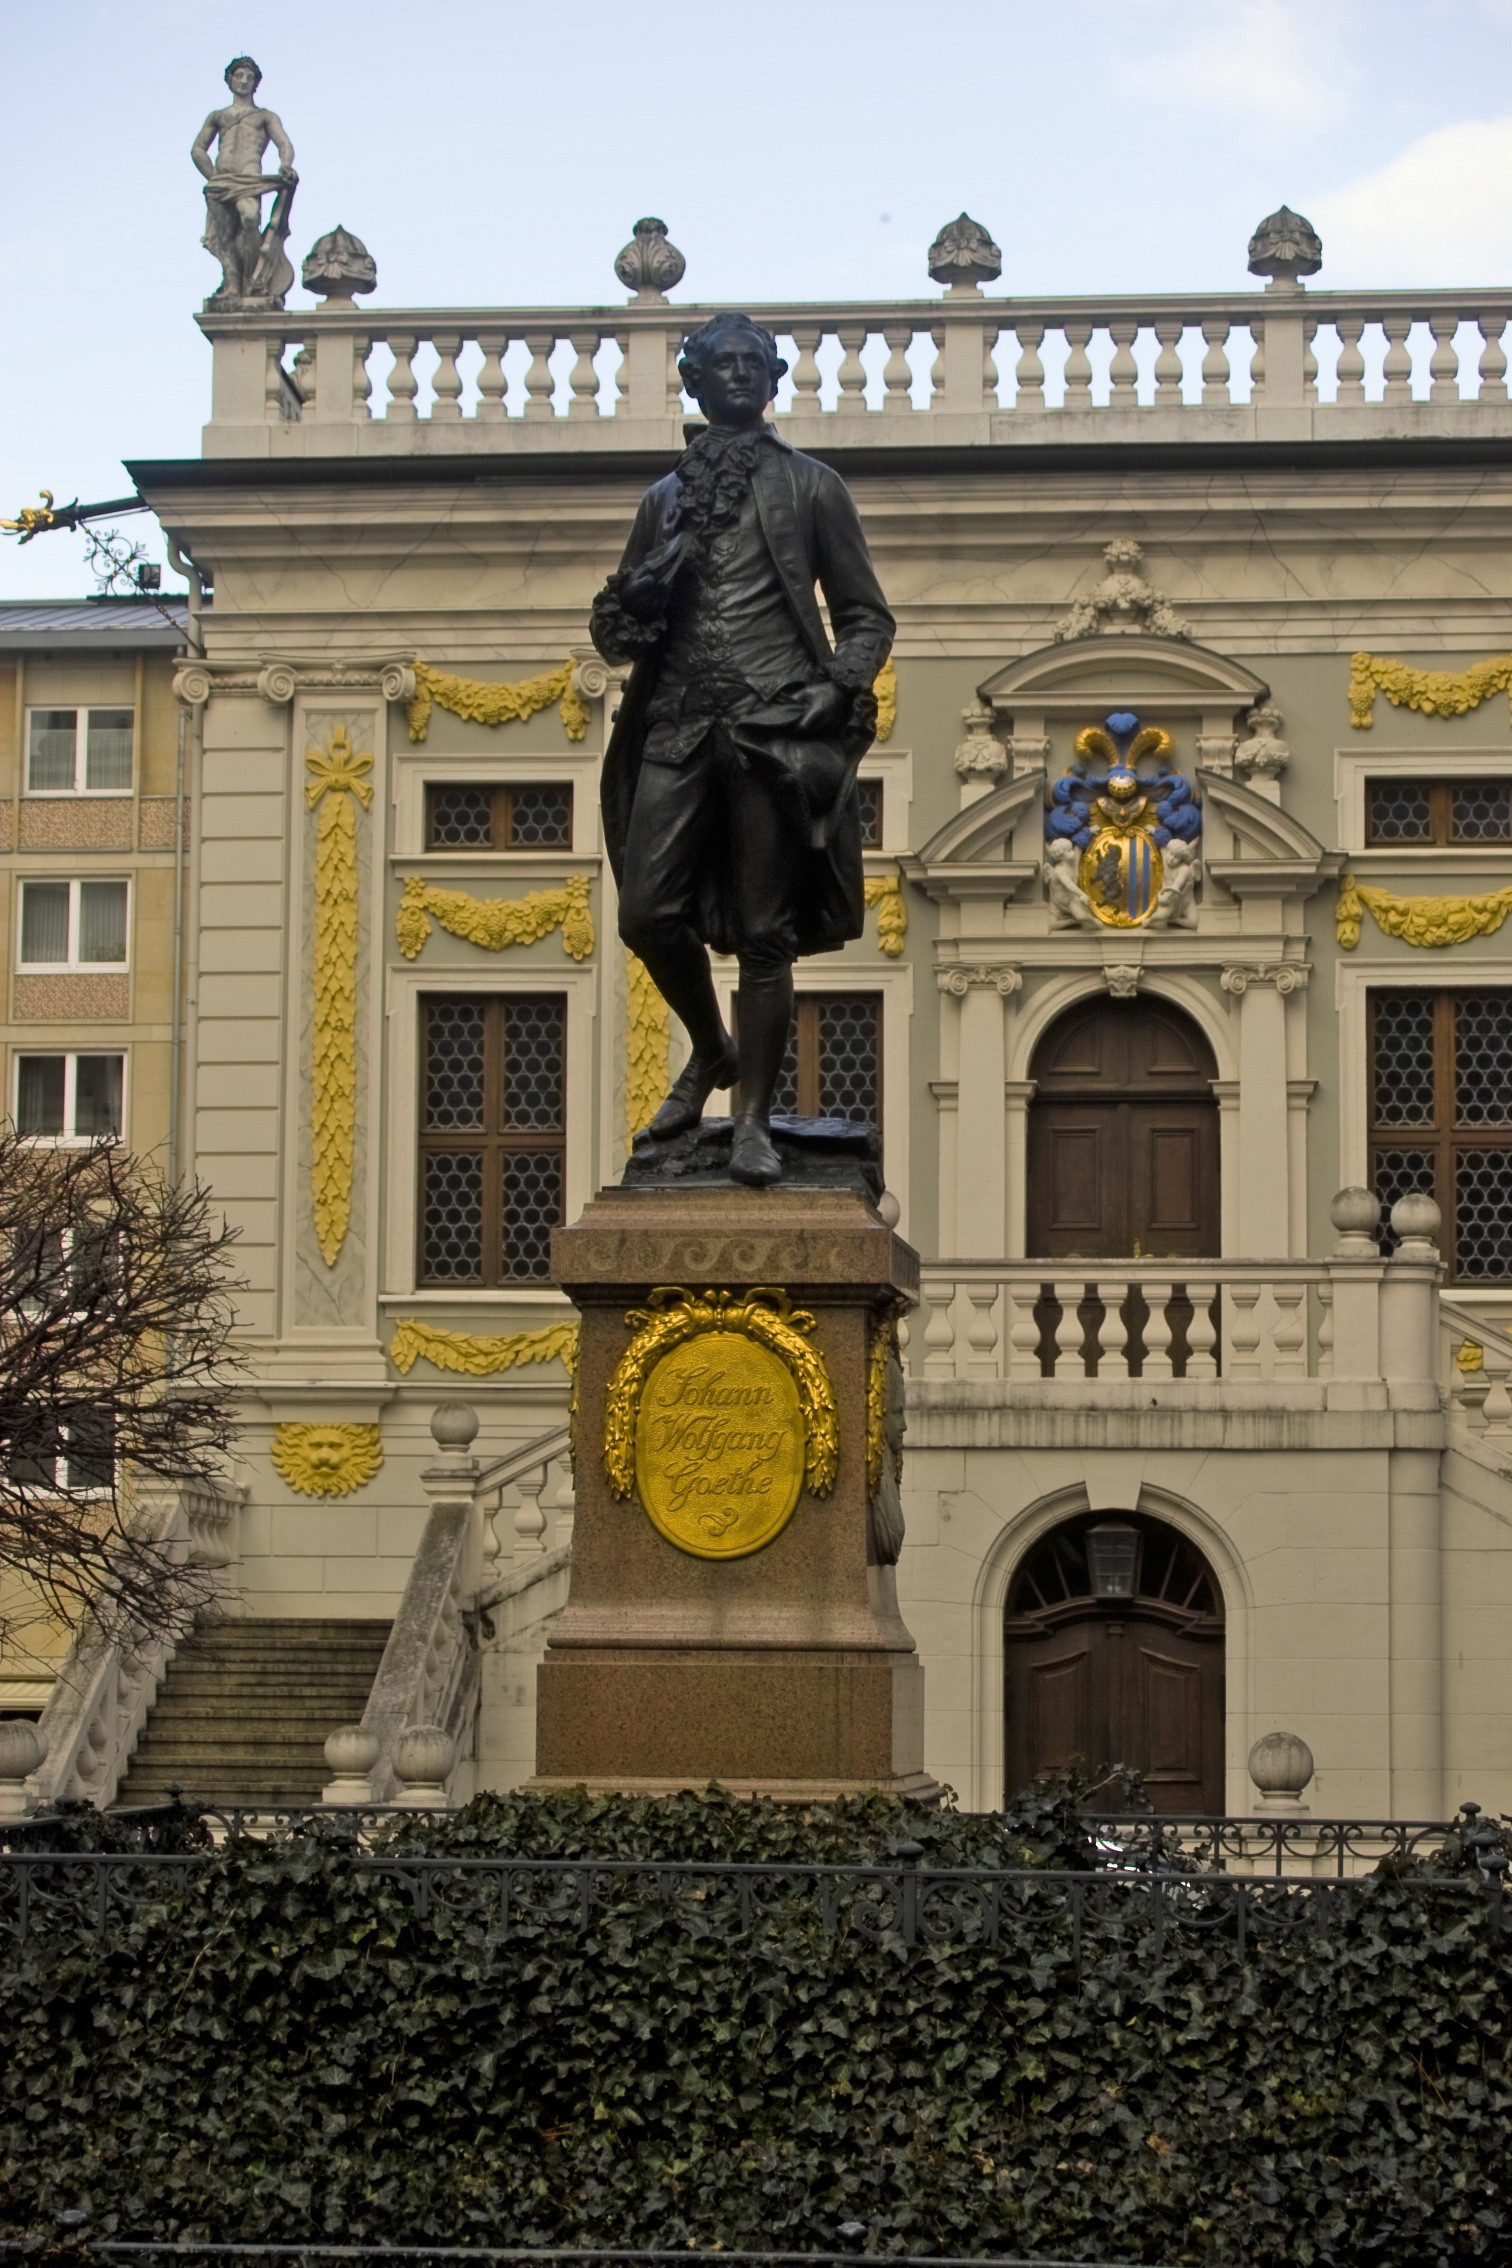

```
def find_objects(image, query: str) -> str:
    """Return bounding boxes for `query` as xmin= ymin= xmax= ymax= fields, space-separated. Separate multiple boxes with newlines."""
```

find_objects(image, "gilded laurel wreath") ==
xmin=604 ymin=1287 xmax=838 ymax=1503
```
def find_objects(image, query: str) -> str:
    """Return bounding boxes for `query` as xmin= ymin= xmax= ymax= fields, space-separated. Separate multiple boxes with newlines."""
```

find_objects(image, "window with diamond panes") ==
xmin=1369 ymin=989 xmax=1512 ymax=1277
xmin=769 ymin=994 xmax=881 ymax=1135
xmin=1366 ymin=778 xmax=1512 ymax=846
xmin=426 ymin=783 xmax=573 ymax=850
xmin=856 ymin=778 xmax=883 ymax=848
xmin=418 ymin=996 xmax=565 ymax=1284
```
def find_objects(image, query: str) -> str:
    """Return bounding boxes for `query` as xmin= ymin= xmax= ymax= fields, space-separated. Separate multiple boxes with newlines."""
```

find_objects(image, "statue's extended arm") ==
xmin=590 ymin=492 xmax=675 ymax=665
xmin=262 ymin=107 xmax=297 ymax=179
xmin=811 ymin=471 xmax=895 ymax=692
xmin=191 ymin=112 xmax=220 ymax=182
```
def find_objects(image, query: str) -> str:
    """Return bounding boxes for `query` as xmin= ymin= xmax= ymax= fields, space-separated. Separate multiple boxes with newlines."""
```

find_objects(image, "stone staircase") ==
xmin=114 ymin=1618 xmax=391 ymax=1808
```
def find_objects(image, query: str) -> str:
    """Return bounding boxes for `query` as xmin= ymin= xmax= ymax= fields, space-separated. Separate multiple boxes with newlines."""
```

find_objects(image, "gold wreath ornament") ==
xmin=270 ymin=1422 xmax=384 ymax=1499
xmin=603 ymin=1288 xmax=838 ymax=1561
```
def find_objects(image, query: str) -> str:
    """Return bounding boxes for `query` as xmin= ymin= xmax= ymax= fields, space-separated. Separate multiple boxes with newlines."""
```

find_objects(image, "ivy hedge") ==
xmin=1 ymin=1787 xmax=1509 ymax=2262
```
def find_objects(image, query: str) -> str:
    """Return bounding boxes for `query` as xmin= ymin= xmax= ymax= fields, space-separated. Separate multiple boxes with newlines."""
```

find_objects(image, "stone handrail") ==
xmin=17 ymin=1480 xmax=242 ymax=1814
xmin=324 ymin=1409 xmax=573 ymax=1806
xmin=1439 ymin=1296 xmax=1512 ymax=1454
xmin=199 ymin=288 xmax=1512 ymax=456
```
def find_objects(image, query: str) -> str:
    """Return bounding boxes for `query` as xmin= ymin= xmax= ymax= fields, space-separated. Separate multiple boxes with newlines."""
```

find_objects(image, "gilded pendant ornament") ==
xmin=865 ymin=1305 xmax=908 ymax=1568
xmin=604 ymin=1287 xmax=838 ymax=1561
xmin=1349 ymin=651 xmax=1512 ymax=730
xmin=625 ymin=951 xmax=672 ymax=1148
xmin=396 ymin=873 xmax=594 ymax=961
xmin=306 ymin=726 xmax=373 ymax=1266
xmin=1336 ymin=871 xmax=1512 ymax=950
xmin=863 ymin=871 xmax=908 ymax=957
xmin=271 ymin=1422 xmax=383 ymax=1499
xmin=389 ymin=1318 xmax=578 ymax=1378
xmin=406 ymin=659 xmax=590 ymax=744
xmin=1045 ymin=711 xmax=1200 ymax=931
xmin=872 ymin=658 xmax=897 ymax=744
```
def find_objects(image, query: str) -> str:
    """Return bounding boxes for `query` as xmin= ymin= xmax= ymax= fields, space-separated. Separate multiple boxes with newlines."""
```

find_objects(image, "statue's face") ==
xmin=693 ymin=338 xmax=776 ymax=428
xmin=227 ymin=62 xmax=260 ymax=96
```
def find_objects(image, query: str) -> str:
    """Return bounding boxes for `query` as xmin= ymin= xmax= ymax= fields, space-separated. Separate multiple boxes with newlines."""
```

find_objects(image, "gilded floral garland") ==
xmin=406 ymin=659 xmax=590 ymax=744
xmin=396 ymin=873 xmax=594 ymax=961
xmin=1336 ymin=871 xmax=1512 ymax=950
xmin=863 ymin=871 xmax=907 ymax=957
xmin=865 ymin=1304 xmax=907 ymax=1500
xmin=626 ymin=951 xmax=671 ymax=1148
xmin=872 ymin=658 xmax=897 ymax=743
xmin=306 ymin=727 xmax=373 ymax=1265
xmin=390 ymin=1318 xmax=579 ymax=1378
xmin=602 ymin=1287 xmax=838 ymax=1504
xmin=271 ymin=1422 xmax=383 ymax=1499
xmin=1348 ymin=651 xmax=1512 ymax=730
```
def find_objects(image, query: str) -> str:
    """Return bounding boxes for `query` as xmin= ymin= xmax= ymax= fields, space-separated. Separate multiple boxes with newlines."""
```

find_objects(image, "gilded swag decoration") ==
xmin=396 ymin=873 xmax=594 ymax=961
xmin=1349 ymin=651 xmax=1512 ymax=730
xmin=405 ymin=659 xmax=591 ymax=745
xmin=390 ymin=1318 xmax=579 ymax=1378
xmin=1336 ymin=871 xmax=1512 ymax=950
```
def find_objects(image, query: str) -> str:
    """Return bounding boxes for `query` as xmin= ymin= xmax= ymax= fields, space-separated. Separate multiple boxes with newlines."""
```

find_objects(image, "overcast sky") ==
xmin=3 ymin=0 xmax=1512 ymax=600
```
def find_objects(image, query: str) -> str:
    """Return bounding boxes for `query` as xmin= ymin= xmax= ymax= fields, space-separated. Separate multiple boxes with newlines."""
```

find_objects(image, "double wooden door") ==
xmin=1027 ymin=998 xmax=1219 ymax=1258
xmin=1005 ymin=1613 xmax=1224 ymax=1813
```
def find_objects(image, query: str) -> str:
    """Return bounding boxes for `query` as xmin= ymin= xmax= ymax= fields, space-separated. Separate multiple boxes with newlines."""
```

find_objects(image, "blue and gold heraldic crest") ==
xmin=1046 ymin=710 xmax=1201 ymax=928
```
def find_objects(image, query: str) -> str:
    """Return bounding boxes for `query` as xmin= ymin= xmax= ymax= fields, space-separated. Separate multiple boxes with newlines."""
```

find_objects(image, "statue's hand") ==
xmin=794 ymin=679 xmax=850 ymax=736
xmin=279 ymin=166 xmax=299 ymax=186
xmin=619 ymin=540 xmax=683 ymax=623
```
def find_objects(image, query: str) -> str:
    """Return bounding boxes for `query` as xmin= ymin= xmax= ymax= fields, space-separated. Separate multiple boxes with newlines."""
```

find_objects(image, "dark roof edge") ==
xmin=127 ymin=434 xmax=1512 ymax=494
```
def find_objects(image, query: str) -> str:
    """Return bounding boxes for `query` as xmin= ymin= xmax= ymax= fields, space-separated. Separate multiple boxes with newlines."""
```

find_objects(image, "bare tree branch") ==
xmin=0 ymin=1135 xmax=243 ymax=1651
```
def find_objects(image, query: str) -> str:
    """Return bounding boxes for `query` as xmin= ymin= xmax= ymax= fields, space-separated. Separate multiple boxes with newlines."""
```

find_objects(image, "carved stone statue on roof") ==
xmin=192 ymin=57 xmax=298 ymax=311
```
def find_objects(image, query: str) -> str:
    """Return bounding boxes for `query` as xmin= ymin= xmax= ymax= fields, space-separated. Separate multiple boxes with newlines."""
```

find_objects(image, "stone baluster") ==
xmin=1152 ymin=319 xmax=1183 ymax=407
xmin=666 ymin=327 xmax=685 ymax=413
xmin=1200 ymin=319 xmax=1230 ymax=406
xmin=1381 ymin=315 xmax=1413 ymax=404
xmin=430 ymin=334 xmax=464 ymax=421
xmin=1271 ymin=1281 xmax=1308 ymax=1378
xmin=789 ymin=329 xmax=823 ymax=412
xmin=964 ymin=1283 xmax=1000 ymax=1379
xmin=1302 ymin=319 xmax=1319 ymax=403
xmin=475 ymin=332 xmax=509 ymax=420
xmin=1007 ymin=1283 xmax=1043 ymax=1379
xmin=882 ymin=326 xmax=913 ymax=415
xmin=1481 ymin=1362 xmax=1512 ymax=1448
xmin=836 ymin=328 xmax=868 ymax=415
xmin=1227 ymin=1283 xmax=1264 ymax=1380
xmin=386 ymin=335 xmax=420 ymax=422
xmin=350 ymin=337 xmax=372 ymax=421
xmin=982 ymin=325 xmax=1001 ymax=408
xmin=922 ymin=1281 xmax=957 ymax=1377
xmin=1014 ymin=324 xmax=1046 ymax=410
xmin=1248 ymin=326 xmax=1264 ymax=399
xmin=1052 ymin=1282 xmax=1086 ymax=1377
xmin=1427 ymin=312 xmax=1460 ymax=402
xmin=1335 ymin=316 xmax=1367 ymax=405
xmin=294 ymin=338 xmax=317 ymax=413
xmin=567 ymin=332 xmax=601 ymax=418
xmin=1063 ymin=322 xmax=1094 ymax=410
xmin=551 ymin=1457 xmax=576 ymax=1549
xmin=480 ymin=1486 xmax=503 ymax=1572
xmin=1477 ymin=313 xmax=1509 ymax=403
xmin=1185 ymin=1282 xmax=1219 ymax=1379
xmin=522 ymin=332 xmax=556 ymax=420
xmin=264 ymin=338 xmax=289 ymax=421
xmin=1316 ymin=1279 xmax=1335 ymax=1379
xmin=1095 ymin=1281 xmax=1129 ymax=1378
xmin=1142 ymin=1282 xmax=1174 ymax=1379
xmin=513 ymin=1463 xmax=548 ymax=1553
xmin=1107 ymin=320 xmax=1138 ymax=406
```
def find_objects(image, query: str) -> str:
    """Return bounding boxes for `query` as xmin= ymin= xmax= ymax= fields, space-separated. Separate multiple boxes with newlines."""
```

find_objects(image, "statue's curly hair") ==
xmin=224 ymin=55 xmax=263 ymax=87
xmin=678 ymin=313 xmax=787 ymax=398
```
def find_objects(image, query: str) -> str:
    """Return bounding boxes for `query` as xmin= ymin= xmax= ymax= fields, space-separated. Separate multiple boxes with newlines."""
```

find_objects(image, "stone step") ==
xmin=114 ymin=1616 xmax=392 ymax=1810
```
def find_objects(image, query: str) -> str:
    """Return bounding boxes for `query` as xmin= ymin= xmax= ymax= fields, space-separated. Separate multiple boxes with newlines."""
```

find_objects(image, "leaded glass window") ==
xmin=418 ymin=996 xmax=565 ymax=1284
xmin=1369 ymin=990 xmax=1512 ymax=1278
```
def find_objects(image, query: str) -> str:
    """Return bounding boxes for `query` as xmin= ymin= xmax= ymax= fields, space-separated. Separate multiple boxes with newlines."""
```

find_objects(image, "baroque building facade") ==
xmin=13 ymin=212 xmax=1512 ymax=1824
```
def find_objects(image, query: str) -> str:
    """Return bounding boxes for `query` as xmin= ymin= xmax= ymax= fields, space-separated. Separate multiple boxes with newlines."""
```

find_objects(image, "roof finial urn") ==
xmin=301 ymin=225 xmax=377 ymax=303
xmin=614 ymin=217 xmax=686 ymax=301
xmin=927 ymin=212 xmax=1002 ymax=295
xmin=1246 ymin=205 xmax=1322 ymax=290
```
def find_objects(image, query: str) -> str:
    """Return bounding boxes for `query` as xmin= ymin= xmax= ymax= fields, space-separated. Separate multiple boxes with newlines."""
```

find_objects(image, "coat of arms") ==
xmin=1045 ymin=711 xmax=1202 ymax=930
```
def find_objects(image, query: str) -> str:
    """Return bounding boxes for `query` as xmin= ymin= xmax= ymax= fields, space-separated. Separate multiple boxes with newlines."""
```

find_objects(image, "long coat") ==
xmin=593 ymin=430 xmax=895 ymax=958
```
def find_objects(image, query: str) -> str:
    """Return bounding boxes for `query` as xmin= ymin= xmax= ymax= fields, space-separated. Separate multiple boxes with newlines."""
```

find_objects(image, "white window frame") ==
xmin=393 ymin=752 xmax=602 ymax=858
xmin=379 ymin=965 xmax=594 ymax=1304
xmin=1334 ymin=744 xmax=1512 ymax=865
xmin=17 ymin=877 xmax=131 ymax=972
xmin=857 ymin=745 xmax=913 ymax=854
xmin=11 ymin=1050 xmax=128 ymax=1146
xmin=11 ymin=1417 xmax=118 ymax=1499
xmin=23 ymin=705 xmax=136 ymax=798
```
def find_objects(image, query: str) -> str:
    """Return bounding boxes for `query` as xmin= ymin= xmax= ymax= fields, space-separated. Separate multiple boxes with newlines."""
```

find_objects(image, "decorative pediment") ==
xmin=900 ymin=773 xmax=1042 ymax=904
xmin=1199 ymin=768 xmax=1338 ymax=898
xmin=978 ymin=634 xmax=1269 ymax=723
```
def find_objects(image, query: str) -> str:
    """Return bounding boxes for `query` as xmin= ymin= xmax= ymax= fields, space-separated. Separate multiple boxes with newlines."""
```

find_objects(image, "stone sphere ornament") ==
xmin=302 ymin=225 xmax=377 ymax=302
xmin=394 ymin=1723 xmax=456 ymax=1798
xmin=1329 ymin=1185 xmax=1383 ymax=1254
xmin=1390 ymin=1191 xmax=1442 ymax=1251
xmin=323 ymin=1724 xmax=379 ymax=1778
xmin=429 ymin=1400 xmax=480 ymax=1452
xmin=1248 ymin=1729 xmax=1315 ymax=1805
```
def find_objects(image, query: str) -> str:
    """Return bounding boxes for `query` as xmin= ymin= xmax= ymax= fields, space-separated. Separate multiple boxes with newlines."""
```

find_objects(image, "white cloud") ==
xmin=1312 ymin=116 xmax=1512 ymax=285
xmin=1126 ymin=1 xmax=1345 ymax=129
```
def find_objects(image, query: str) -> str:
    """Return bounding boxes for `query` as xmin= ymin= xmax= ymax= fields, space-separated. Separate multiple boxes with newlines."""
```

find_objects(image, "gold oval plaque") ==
xmin=634 ymin=1327 xmax=806 ymax=1559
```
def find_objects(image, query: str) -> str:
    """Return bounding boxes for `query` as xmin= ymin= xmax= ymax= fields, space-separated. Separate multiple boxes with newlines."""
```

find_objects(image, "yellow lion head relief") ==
xmin=270 ymin=1422 xmax=384 ymax=1498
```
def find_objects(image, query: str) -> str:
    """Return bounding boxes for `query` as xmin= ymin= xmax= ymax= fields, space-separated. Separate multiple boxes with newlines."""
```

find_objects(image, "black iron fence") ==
xmin=13 ymin=2248 xmax=1183 ymax=2268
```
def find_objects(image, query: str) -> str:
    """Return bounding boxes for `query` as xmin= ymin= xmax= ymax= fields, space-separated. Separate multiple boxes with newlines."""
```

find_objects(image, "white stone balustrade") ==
xmin=201 ymin=291 xmax=1512 ymax=457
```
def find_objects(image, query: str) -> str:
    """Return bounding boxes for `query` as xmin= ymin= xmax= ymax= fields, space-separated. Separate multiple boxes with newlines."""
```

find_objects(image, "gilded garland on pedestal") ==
xmin=396 ymin=873 xmax=594 ymax=961
xmin=862 ymin=872 xmax=908 ymax=956
xmin=306 ymin=726 xmax=373 ymax=1266
xmin=625 ymin=951 xmax=672 ymax=1147
xmin=1337 ymin=871 xmax=1512 ymax=949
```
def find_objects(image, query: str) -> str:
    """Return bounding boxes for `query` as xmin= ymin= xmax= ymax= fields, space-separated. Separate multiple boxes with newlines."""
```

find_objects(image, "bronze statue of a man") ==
xmin=591 ymin=313 xmax=895 ymax=1186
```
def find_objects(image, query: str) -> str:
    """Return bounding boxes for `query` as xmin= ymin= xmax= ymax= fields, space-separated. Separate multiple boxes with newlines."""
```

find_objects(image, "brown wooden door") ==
xmin=1028 ymin=999 xmax=1219 ymax=1258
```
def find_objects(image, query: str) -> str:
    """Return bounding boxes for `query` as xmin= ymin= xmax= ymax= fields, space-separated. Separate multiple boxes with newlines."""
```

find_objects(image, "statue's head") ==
xmin=224 ymin=55 xmax=262 ymax=93
xmin=679 ymin=313 xmax=787 ymax=428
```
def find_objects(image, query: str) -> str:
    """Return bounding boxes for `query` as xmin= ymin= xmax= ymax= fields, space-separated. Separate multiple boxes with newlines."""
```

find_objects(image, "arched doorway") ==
xmin=1004 ymin=1511 xmax=1225 ymax=1811
xmin=1027 ymin=995 xmax=1219 ymax=1258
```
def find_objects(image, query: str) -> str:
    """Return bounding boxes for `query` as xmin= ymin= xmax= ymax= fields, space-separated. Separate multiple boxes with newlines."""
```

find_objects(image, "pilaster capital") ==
xmin=1220 ymin=961 xmax=1309 ymax=996
xmin=936 ymin=962 xmax=1023 ymax=998
xmin=172 ymin=663 xmax=212 ymax=709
